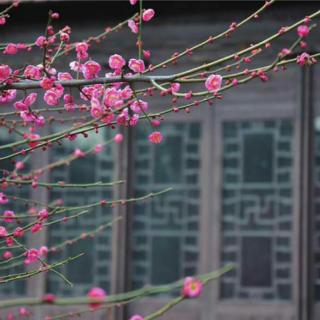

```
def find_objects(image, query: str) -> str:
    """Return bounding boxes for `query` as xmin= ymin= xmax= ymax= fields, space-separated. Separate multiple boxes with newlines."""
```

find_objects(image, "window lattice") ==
xmin=220 ymin=120 xmax=293 ymax=300
xmin=131 ymin=122 xmax=201 ymax=289
xmin=46 ymin=131 xmax=114 ymax=296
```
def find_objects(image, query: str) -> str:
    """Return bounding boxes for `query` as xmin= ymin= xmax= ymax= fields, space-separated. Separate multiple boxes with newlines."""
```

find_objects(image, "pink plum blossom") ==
xmin=171 ymin=83 xmax=181 ymax=93
xmin=94 ymin=144 xmax=104 ymax=153
xmin=103 ymin=88 xmax=121 ymax=108
xmin=129 ymin=316 xmax=144 ymax=320
xmin=38 ymin=208 xmax=49 ymax=220
xmin=82 ymin=60 xmax=101 ymax=79
xmin=0 ymin=17 xmax=6 ymax=25
xmin=15 ymin=161 xmax=25 ymax=170
xmin=297 ymin=25 xmax=310 ymax=37
xmin=0 ymin=65 xmax=12 ymax=80
xmin=24 ymin=65 xmax=42 ymax=80
xmin=143 ymin=50 xmax=151 ymax=59
xmin=0 ymin=226 xmax=8 ymax=238
xmin=130 ymin=100 xmax=148 ymax=114
xmin=31 ymin=222 xmax=43 ymax=233
xmin=35 ymin=36 xmax=46 ymax=47
xmin=114 ymin=133 xmax=124 ymax=143
xmin=44 ymin=90 xmax=59 ymax=106
xmin=3 ymin=251 xmax=12 ymax=260
xmin=40 ymin=77 xmax=55 ymax=90
xmin=142 ymin=9 xmax=155 ymax=22
xmin=87 ymin=287 xmax=107 ymax=309
xmin=19 ymin=307 xmax=30 ymax=317
xmin=128 ymin=19 xmax=139 ymax=34
xmin=3 ymin=43 xmax=18 ymax=55
xmin=13 ymin=227 xmax=24 ymax=238
xmin=205 ymin=74 xmax=222 ymax=92
xmin=182 ymin=277 xmax=203 ymax=298
xmin=128 ymin=59 xmax=145 ymax=73
xmin=76 ymin=42 xmax=89 ymax=60
xmin=3 ymin=210 xmax=15 ymax=223
xmin=42 ymin=293 xmax=56 ymax=303
xmin=148 ymin=131 xmax=163 ymax=144
xmin=70 ymin=60 xmax=82 ymax=72
xmin=58 ymin=72 xmax=73 ymax=81
xmin=296 ymin=52 xmax=312 ymax=66
xmin=74 ymin=148 xmax=85 ymax=158
xmin=0 ymin=90 xmax=16 ymax=104
xmin=109 ymin=54 xmax=126 ymax=70
xmin=0 ymin=193 xmax=9 ymax=205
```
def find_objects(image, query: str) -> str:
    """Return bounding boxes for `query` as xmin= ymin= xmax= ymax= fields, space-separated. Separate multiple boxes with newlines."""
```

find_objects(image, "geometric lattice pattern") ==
xmin=46 ymin=130 xmax=114 ymax=296
xmin=131 ymin=122 xmax=201 ymax=289
xmin=220 ymin=120 xmax=293 ymax=300
xmin=0 ymin=135 xmax=28 ymax=297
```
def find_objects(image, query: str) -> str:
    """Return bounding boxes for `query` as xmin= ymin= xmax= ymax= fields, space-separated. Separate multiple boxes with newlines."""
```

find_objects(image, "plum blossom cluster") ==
xmin=0 ymin=0 xmax=319 ymax=318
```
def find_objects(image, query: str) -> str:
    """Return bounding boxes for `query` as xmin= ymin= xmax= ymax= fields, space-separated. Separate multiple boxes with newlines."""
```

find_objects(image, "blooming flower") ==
xmin=120 ymin=86 xmax=133 ymax=100
xmin=63 ymin=94 xmax=76 ymax=112
xmin=0 ymin=65 xmax=12 ymax=80
xmin=128 ymin=59 xmax=145 ymax=73
xmin=129 ymin=315 xmax=144 ymax=320
xmin=103 ymin=88 xmax=121 ymax=108
xmin=58 ymin=72 xmax=73 ymax=81
xmin=74 ymin=148 xmax=85 ymax=158
xmin=70 ymin=60 xmax=82 ymax=72
xmin=31 ymin=222 xmax=43 ymax=234
xmin=87 ymin=287 xmax=107 ymax=309
xmin=38 ymin=208 xmax=49 ymax=220
xmin=128 ymin=19 xmax=139 ymax=34
xmin=148 ymin=131 xmax=163 ymax=144
xmin=0 ymin=226 xmax=8 ymax=238
xmin=129 ymin=0 xmax=138 ymax=5
xmin=130 ymin=99 xmax=148 ymax=114
xmin=24 ymin=248 xmax=40 ymax=265
xmin=0 ymin=90 xmax=17 ymax=104
xmin=3 ymin=210 xmax=15 ymax=223
xmin=0 ymin=193 xmax=9 ymax=205
xmin=13 ymin=227 xmax=24 ymax=238
xmin=24 ymin=65 xmax=42 ymax=80
xmin=42 ymin=293 xmax=56 ymax=303
xmin=44 ymin=90 xmax=59 ymax=106
xmin=15 ymin=161 xmax=25 ymax=170
xmin=296 ymin=52 xmax=311 ymax=66
xmin=82 ymin=60 xmax=101 ymax=79
xmin=182 ymin=277 xmax=203 ymax=298
xmin=3 ymin=251 xmax=12 ymax=260
xmin=142 ymin=9 xmax=155 ymax=22
xmin=109 ymin=54 xmax=126 ymax=70
xmin=171 ymin=83 xmax=181 ymax=93
xmin=40 ymin=77 xmax=55 ymax=90
xmin=19 ymin=307 xmax=30 ymax=317
xmin=297 ymin=25 xmax=310 ymax=37
xmin=76 ymin=42 xmax=89 ymax=60
xmin=205 ymin=74 xmax=222 ymax=92
xmin=114 ymin=133 xmax=124 ymax=143
xmin=143 ymin=50 xmax=151 ymax=59
xmin=39 ymin=245 xmax=48 ymax=256
xmin=94 ymin=144 xmax=104 ymax=153
xmin=35 ymin=36 xmax=46 ymax=47
xmin=3 ymin=43 xmax=18 ymax=55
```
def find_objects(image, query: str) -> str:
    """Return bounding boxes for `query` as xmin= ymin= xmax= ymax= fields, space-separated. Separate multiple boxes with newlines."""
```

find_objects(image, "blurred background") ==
xmin=0 ymin=1 xmax=319 ymax=319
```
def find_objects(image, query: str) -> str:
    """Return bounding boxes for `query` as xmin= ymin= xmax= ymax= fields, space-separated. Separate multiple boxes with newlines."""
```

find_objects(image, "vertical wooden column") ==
xmin=110 ymin=126 xmax=134 ymax=320
xmin=298 ymin=66 xmax=314 ymax=320
xmin=27 ymin=145 xmax=49 ymax=318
